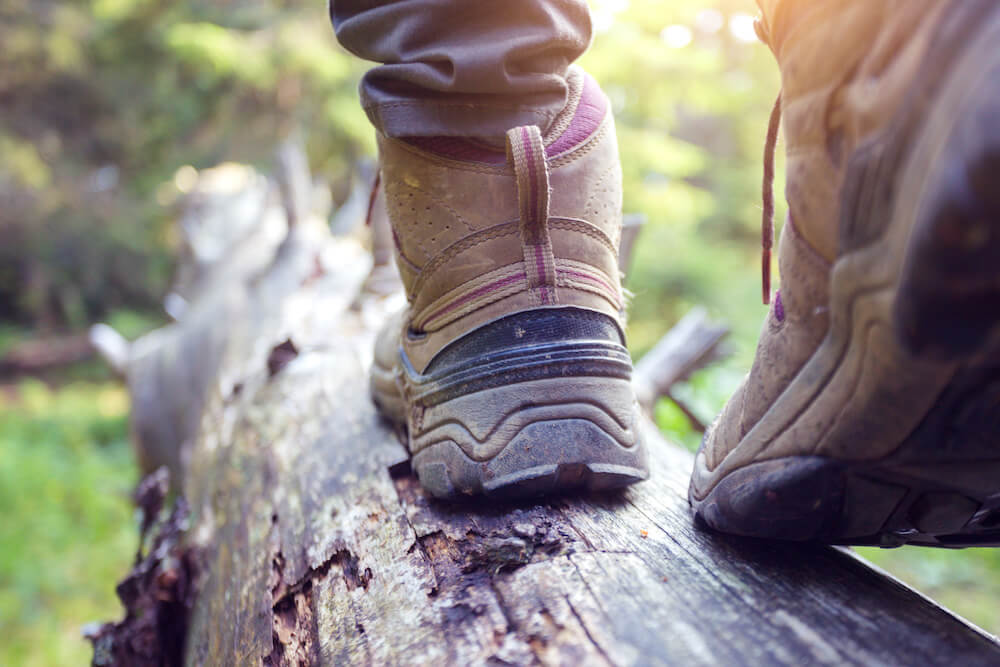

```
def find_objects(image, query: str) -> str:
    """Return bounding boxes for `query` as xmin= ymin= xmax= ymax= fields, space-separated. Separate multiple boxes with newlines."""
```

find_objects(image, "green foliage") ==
xmin=0 ymin=0 xmax=371 ymax=331
xmin=858 ymin=546 xmax=1000 ymax=635
xmin=4 ymin=0 xmax=1000 ymax=661
xmin=0 ymin=381 xmax=137 ymax=665
xmin=583 ymin=0 xmax=785 ymax=369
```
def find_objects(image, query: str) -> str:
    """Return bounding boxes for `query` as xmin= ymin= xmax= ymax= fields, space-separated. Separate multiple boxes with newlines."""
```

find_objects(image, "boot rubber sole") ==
xmin=691 ymin=0 xmax=1000 ymax=547
xmin=372 ymin=308 xmax=649 ymax=499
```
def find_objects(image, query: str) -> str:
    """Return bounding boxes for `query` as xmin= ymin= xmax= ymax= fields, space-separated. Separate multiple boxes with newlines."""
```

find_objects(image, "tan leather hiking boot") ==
xmin=370 ymin=67 xmax=648 ymax=499
xmin=690 ymin=0 xmax=1000 ymax=546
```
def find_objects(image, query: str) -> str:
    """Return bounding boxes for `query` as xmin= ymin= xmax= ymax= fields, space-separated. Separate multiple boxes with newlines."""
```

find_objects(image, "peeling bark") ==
xmin=87 ymin=483 xmax=199 ymax=667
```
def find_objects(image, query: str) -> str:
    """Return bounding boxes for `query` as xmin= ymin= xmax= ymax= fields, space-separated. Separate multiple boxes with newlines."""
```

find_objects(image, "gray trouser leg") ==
xmin=329 ymin=0 xmax=593 ymax=139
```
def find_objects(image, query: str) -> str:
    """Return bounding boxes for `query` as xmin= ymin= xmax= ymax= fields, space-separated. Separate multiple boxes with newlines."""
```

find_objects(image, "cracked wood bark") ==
xmin=102 ymin=155 xmax=1000 ymax=666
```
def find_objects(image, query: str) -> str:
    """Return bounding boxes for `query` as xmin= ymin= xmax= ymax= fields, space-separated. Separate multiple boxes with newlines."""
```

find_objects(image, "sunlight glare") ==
xmin=729 ymin=13 xmax=759 ymax=43
xmin=590 ymin=0 xmax=629 ymax=33
xmin=660 ymin=24 xmax=693 ymax=49
xmin=695 ymin=9 xmax=724 ymax=34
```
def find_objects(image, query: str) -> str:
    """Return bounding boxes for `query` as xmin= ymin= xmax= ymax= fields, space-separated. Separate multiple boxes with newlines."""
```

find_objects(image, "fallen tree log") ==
xmin=92 ymin=152 xmax=1000 ymax=666
xmin=0 ymin=332 xmax=94 ymax=377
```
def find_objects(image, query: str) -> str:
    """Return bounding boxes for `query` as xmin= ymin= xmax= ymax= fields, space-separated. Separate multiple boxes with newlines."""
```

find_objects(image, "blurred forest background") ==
xmin=2 ymin=0 xmax=998 ymax=663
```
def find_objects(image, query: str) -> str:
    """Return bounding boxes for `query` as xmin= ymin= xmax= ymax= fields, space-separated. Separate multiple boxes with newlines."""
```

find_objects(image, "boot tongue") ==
xmin=754 ymin=0 xmax=780 ymax=43
xmin=754 ymin=0 xmax=793 ymax=53
xmin=754 ymin=0 xmax=828 ymax=55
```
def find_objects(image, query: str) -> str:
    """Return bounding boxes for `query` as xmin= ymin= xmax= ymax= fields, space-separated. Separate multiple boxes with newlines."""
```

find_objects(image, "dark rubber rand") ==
xmin=692 ymin=455 xmax=1000 ymax=548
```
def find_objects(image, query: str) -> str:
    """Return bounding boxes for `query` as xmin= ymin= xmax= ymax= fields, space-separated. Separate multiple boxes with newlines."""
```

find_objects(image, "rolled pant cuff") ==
xmin=364 ymin=101 xmax=558 ymax=139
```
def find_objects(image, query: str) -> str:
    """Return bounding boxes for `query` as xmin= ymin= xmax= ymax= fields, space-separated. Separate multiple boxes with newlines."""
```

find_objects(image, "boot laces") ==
xmin=761 ymin=93 xmax=782 ymax=306
xmin=755 ymin=13 xmax=782 ymax=306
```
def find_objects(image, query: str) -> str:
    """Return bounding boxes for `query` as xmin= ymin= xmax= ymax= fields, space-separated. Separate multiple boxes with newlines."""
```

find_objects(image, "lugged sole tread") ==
xmin=413 ymin=417 xmax=648 ymax=500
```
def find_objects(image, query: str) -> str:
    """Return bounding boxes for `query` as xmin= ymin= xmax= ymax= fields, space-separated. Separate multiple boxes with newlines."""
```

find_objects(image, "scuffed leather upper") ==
xmin=378 ymin=66 xmax=627 ymax=373
xmin=704 ymin=0 xmax=947 ymax=470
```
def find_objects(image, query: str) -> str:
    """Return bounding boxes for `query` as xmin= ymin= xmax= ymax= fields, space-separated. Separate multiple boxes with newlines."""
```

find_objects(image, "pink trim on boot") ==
xmin=401 ymin=74 xmax=609 ymax=164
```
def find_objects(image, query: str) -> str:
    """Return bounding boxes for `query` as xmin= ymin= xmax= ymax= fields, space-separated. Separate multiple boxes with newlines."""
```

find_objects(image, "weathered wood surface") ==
xmin=94 ymin=153 xmax=1000 ymax=666
xmin=183 ymin=309 xmax=1000 ymax=666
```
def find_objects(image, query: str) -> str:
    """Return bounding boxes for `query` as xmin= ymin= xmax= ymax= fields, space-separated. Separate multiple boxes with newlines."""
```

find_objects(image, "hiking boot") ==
xmin=370 ymin=67 xmax=648 ymax=499
xmin=690 ymin=0 xmax=1000 ymax=547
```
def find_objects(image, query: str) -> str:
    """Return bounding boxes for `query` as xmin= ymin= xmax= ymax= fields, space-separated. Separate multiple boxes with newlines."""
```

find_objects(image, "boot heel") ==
xmin=411 ymin=374 xmax=649 ymax=499
xmin=403 ymin=308 xmax=649 ymax=499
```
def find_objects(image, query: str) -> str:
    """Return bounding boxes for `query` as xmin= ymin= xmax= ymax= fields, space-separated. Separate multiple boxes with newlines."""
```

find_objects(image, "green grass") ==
xmin=857 ymin=547 xmax=1000 ymax=636
xmin=0 ymin=379 xmax=138 ymax=666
